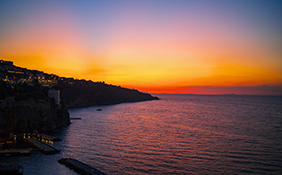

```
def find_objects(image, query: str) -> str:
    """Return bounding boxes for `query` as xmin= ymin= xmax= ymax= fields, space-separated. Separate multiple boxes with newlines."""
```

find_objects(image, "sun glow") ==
xmin=1 ymin=1 xmax=282 ymax=95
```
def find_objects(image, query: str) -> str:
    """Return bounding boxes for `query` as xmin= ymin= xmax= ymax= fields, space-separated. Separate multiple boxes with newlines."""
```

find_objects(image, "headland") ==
xmin=0 ymin=60 xmax=158 ymax=138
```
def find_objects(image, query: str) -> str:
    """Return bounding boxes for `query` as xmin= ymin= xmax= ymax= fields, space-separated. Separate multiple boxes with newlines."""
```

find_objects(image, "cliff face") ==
xmin=58 ymin=80 xmax=159 ymax=108
xmin=0 ymin=98 xmax=70 ymax=138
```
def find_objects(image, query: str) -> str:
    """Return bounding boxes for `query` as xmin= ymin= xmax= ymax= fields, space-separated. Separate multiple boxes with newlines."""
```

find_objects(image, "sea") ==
xmin=1 ymin=94 xmax=282 ymax=174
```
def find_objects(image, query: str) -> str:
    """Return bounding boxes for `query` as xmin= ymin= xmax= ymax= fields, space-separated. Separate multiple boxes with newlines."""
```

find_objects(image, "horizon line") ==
xmin=152 ymin=93 xmax=282 ymax=97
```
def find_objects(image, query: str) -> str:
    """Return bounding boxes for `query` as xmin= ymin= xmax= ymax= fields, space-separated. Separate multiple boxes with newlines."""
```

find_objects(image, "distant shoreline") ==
xmin=154 ymin=93 xmax=282 ymax=97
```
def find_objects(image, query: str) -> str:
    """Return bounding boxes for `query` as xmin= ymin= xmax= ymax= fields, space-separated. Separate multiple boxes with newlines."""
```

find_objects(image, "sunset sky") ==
xmin=1 ymin=0 xmax=282 ymax=95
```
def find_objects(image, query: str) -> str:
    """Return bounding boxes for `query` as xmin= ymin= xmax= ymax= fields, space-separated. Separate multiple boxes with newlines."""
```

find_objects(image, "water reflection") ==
xmin=64 ymin=95 xmax=282 ymax=174
xmin=1 ymin=95 xmax=282 ymax=174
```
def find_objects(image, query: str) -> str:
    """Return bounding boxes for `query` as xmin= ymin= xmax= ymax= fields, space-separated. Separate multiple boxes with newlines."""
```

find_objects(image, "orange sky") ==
xmin=1 ymin=1 xmax=282 ymax=95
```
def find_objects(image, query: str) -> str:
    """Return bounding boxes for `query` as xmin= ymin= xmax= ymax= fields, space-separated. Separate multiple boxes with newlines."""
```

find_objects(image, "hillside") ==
xmin=58 ymin=80 xmax=159 ymax=108
xmin=0 ymin=60 xmax=158 ymax=137
xmin=0 ymin=60 xmax=159 ymax=107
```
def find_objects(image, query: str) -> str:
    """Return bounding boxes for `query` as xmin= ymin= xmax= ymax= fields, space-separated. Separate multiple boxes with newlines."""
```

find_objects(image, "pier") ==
xmin=58 ymin=158 xmax=106 ymax=175
xmin=24 ymin=138 xmax=59 ymax=154
xmin=70 ymin=117 xmax=82 ymax=120
xmin=0 ymin=133 xmax=60 ymax=155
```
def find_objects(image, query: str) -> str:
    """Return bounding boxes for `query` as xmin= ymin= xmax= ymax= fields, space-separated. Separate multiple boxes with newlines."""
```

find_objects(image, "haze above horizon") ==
xmin=1 ymin=0 xmax=282 ymax=95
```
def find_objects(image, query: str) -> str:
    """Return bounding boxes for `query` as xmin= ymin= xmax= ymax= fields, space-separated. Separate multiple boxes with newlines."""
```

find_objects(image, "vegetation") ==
xmin=0 ymin=80 xmax=48 ymax=101
xmin=58 ymin=80 xmax=159 ymax=107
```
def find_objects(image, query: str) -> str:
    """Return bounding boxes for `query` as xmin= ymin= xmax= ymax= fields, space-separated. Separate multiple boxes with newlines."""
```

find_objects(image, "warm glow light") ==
xmin=0 ymin=1 xmax=282 ymax=95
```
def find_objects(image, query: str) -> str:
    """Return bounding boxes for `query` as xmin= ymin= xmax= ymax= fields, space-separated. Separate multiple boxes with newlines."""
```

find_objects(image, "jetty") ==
xmin=24 ymin=138 xmax=59 ymax=154
xmin=58 ymin=158 xmax=106 ymax=175
xmin=70 ymin=117 xmax=82 ymax=120
xmin=0 ymin=133 xmax=60 ymax=155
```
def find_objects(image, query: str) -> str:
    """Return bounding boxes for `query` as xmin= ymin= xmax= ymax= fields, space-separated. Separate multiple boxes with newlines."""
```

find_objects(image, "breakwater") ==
xmin=58 ymin=158 xmax=106 ymax=175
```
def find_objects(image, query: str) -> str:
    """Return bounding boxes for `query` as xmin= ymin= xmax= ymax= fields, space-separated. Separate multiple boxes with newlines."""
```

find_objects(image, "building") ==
xmin=48 ymin=89 xmax=60 ymax=105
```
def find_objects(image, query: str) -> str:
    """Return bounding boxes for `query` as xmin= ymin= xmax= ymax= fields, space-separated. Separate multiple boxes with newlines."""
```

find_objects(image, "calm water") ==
xmin=1 ymin=94 xmax=282 ymax=174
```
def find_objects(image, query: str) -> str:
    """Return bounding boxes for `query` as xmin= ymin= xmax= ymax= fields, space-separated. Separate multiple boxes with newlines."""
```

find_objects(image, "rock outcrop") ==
xmin=0 ymin=98 xmax=70 ymax=138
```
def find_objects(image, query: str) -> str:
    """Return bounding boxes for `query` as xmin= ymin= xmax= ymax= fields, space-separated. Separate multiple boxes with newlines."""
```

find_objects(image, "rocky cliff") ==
xmin=0 ymin=98 xmax=70 ymax=138
xmin=0 ymin=81 xmax=70 ymax=138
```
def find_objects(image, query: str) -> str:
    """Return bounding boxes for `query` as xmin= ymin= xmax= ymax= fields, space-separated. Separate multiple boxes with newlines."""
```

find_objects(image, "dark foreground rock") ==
xmin=0 ymin=98 xmax=70 ymax=138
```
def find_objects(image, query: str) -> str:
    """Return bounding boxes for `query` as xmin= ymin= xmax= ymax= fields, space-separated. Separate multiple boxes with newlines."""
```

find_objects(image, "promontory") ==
xmin=0 ymin=60 xmax=159 ymax=137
